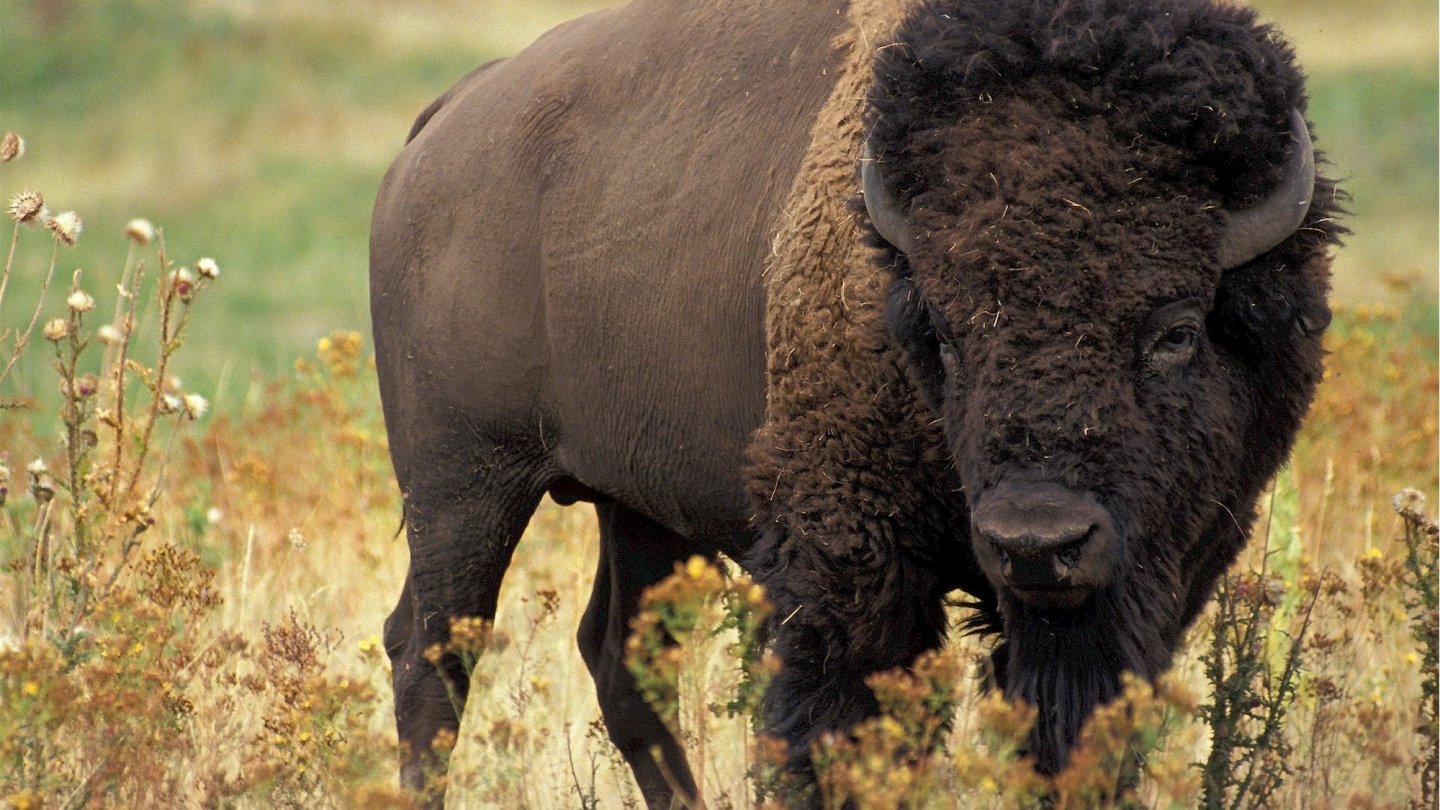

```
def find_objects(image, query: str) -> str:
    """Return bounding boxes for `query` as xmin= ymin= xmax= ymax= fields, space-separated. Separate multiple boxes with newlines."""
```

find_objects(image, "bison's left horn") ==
xmin=862 ymin=141 xmax=917 ymax=255
xmin=1217 ymin=108 xmax=1315 ymax=270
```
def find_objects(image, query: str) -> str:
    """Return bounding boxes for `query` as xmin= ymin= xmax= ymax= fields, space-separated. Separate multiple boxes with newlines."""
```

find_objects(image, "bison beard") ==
xmin=997 ymin=585 xmax=1174 ymax=774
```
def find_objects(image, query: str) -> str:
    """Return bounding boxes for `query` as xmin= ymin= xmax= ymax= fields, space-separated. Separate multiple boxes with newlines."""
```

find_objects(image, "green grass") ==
xmin=0 ymin=0 xmax=492 ymax=402
xmin=1307 ymin=62 xmax=1439 ymax=303
xmin=1 ymin=0 xmax=1434 ymax=408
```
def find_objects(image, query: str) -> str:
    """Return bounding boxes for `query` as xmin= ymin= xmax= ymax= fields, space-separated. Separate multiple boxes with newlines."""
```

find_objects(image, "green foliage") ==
xmin=622 ymin=556 xmax=775 ymax=807
xmin=1199 ymin=565 xmax=1318 ymax=809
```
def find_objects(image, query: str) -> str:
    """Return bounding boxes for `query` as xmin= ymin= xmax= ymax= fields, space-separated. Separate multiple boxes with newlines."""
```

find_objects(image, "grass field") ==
xmin=2 ymin=0 xmax=1437 ymax=807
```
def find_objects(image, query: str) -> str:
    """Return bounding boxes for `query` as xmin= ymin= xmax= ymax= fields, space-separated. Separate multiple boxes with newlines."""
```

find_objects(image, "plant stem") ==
xmin=0 ymin=238 xmax=58 ymax=388
xmin=0 ymin=221 xmax=21 ymax=321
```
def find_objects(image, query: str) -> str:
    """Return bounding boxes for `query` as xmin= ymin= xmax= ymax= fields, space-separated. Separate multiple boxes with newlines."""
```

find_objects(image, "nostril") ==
xmin=984 ymin=525 xmax=1096 ymax=589
xmin=1055 ymin=531 xmax=1091 ymax=570
xmin=991 ymin=542 xmax=1013 ymax=577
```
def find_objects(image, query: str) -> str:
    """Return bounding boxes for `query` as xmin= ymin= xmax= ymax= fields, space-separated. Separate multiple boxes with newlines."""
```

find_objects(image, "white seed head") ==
xmin=182 ymin=393 xmax=209 ymax=420
xmin=1394 ymin=488 xmax=1428 ymax=520
xmin=159 ymin=393 xmax=182 ymax=414
xmin=206 ymin=507 xmax=223 ymax=525
xmin=47 ymin=211 xmax=82 ymax=246
xmin=124 ymin=218 xmax=155 ymax=245
xmin=0 ymin=132 xmax=23 ymax=162
xmin=8 ymin=190 xmax=43 ymax=224
xmin=66 ymin=289 xmax=95 ymax=314
xmin=195 ymin=257 xmax=219 ymax=279
xmin=96 ymin=324 xmax=123 ymax=345
xmin=27 ymin=459 xmax=54 ymax=504
xmin=42 ymin=318 xmax=69 ymax=342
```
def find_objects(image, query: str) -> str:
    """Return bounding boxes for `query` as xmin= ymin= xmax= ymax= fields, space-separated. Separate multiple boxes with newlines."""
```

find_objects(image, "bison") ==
xmin=369 ymin=0 xmax=1341 ymax=806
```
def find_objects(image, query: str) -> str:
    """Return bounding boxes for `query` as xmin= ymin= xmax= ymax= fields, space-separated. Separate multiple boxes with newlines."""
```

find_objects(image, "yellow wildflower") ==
xmin=685 ymin=555 xmax=708 ymax=579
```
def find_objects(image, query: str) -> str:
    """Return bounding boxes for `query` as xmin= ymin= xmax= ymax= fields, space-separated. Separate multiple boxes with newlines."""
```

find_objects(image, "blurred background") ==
xmin=1 ymin=0 xmax=1435 ymax=403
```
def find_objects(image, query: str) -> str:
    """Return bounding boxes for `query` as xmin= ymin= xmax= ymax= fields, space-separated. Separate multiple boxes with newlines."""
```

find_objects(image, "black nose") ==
xmin=972 ymin=482 xmax=1115 ymax=594
xmin=985 ymin=525 xmax=1092 ymax=588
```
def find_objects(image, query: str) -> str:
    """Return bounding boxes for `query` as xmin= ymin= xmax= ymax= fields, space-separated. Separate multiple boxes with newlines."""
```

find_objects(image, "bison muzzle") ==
xmin=970 ymin=481 xmax=1117 ymax=609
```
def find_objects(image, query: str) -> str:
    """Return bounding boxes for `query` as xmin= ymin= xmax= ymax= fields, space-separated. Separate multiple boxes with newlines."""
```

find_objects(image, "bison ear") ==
xmin=1296 ymin=301 xmax=1332 ymax=337
xmin=884 ymin=277 xmax=945 ymax=410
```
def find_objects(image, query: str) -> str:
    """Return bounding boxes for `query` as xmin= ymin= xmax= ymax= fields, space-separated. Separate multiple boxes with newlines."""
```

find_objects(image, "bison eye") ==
xmin=1147 ymin=320 xmax=1201 ymax=370
xmin=1159 ymin=324 xmax=1198 ymax=352
xmin=1140 ymin=301 xmax=1206 ymax=372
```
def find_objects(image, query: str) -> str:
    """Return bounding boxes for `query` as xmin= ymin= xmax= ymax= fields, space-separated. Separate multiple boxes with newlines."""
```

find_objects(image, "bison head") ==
xmin=861 ymin=0 xmax=1341 ymax=774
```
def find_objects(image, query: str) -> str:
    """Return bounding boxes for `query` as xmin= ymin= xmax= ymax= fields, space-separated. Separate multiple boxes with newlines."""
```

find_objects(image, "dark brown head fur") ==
xmin=863 ymin=0 xmax=1342 ymax=774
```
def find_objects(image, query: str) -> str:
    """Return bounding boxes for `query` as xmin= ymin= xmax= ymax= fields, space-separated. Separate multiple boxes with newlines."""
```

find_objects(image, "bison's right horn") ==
xmin=862 ymin=141 xmax=917 ymax=255
xmin=1217 ymin=108 xmax=1315 ymax=270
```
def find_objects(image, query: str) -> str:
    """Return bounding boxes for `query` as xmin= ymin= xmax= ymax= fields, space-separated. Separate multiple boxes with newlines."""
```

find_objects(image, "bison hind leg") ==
xmin=578 ymin=500 xmax=703 ymax=809
xmin=386 ymin=442 xmax=550 ymax=802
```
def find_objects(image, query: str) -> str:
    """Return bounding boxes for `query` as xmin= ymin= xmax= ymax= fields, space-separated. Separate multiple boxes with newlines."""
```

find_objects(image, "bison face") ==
xmin=867 ymin=96 xmax=1332 ymax=771
xmin=920 ymin=210 xmax=1245 ymax=624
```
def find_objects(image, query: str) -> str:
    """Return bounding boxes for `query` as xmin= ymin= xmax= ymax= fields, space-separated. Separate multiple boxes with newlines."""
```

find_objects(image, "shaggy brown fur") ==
xmin=747 ymin=0 xmax=1342 ymax=790
xmin=744 ymin=0 xmax=987 ymax=783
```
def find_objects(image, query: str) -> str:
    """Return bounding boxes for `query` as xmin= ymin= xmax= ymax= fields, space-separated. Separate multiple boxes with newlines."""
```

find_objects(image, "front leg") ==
xmin=751 ymin=521 xmax=950 ymax=797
